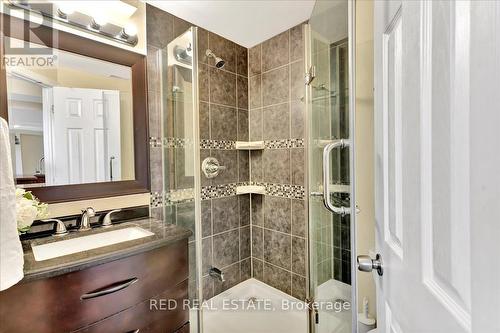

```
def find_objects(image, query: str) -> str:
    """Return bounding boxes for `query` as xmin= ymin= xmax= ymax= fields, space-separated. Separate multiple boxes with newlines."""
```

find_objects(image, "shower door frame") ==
xmin=159 ymin=26 xmax=203 ymax=333
xmin=191 ymin=26 xmax=204 ymax=333
xmin=305 ymin=1 xmax=358 ymax=332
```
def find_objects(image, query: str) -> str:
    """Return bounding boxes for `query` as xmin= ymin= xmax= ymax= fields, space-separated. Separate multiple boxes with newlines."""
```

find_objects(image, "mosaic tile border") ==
xmin=201 ymin=183 xmax=239 ymax=200
xmin=165 ymin=188 xmax=195 ymax=204
xmin=150 ymin=137 xmax=193 ymax=148
xmin=152 ymin=183 xmax=305 ymax=206
xmin=201 ymin=139 xmax=304 ymax=150
xmin=264 ymin=183 xmax=305 ymax=199
xmin=149 ymin=137 xmax=163 ymax=148
xmin=153 ymin=138 xmax=304 ymax=150
xmin=150 ymin=192 xmax=163 ymax=208
xmin=164 ymin=137 xmax=192 ymax=148
xmin=200 ymin=182 xmax=305 ymax=200
xmin=200 ymin=139 xmax=236 ymax=150
xmin=264 ymin=138 xmax=304 ymax=149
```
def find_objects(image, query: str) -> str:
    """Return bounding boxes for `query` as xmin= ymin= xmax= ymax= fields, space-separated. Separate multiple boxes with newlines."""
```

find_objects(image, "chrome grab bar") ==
xmin=322 ymin=139 xmax=351 ymax=215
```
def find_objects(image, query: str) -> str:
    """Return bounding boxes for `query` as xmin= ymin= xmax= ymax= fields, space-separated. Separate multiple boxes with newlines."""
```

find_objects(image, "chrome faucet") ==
xmin=79 ymin=207 xmax=95 ymax=231
xmin=36 ymin=156 xmax=44 ymax=175
xmin=209 ymin=267 xmax=225 ymax=282
xmin=42 ymin=219 xmax=68 ymax=236
xmin=102 ymin=209 xmax=121 ymax=228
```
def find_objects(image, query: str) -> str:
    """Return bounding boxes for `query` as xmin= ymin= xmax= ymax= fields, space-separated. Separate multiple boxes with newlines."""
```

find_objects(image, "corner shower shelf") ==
xmin=236 ymin=185 xmax=266 ymax=195
xmin=235 ymin=141 xmax=265 ymax=150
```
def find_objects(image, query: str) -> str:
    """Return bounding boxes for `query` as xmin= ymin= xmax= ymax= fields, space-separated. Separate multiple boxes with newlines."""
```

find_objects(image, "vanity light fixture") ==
xmin=7 ymin=0 xmax=139 ymax=46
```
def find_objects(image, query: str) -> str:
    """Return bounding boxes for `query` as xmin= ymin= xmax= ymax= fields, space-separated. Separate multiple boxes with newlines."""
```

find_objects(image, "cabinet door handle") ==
xmin=81 ymin=277 xmax=138 ymax=300
xmin=126 ymin=330 xmax=140 ymax=333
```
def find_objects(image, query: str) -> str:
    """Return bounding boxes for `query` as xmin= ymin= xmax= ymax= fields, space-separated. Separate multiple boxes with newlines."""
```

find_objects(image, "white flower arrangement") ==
xmin=16 ymin=188 xmax=48 ymax=233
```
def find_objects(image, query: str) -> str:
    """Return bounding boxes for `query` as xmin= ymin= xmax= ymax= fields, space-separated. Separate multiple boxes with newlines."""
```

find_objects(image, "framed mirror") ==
xmin=1 ymin=13 xmax=149 ymax=203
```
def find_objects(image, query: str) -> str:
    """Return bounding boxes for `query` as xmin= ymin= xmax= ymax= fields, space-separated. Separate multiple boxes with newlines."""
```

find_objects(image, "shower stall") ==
xmin=157 ymin=1 xmax=357 ymax=331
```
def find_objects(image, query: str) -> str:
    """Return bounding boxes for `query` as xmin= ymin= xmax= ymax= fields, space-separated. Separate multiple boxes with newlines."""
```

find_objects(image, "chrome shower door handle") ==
xmin=322 ymin=139 xmax=350 ymax=215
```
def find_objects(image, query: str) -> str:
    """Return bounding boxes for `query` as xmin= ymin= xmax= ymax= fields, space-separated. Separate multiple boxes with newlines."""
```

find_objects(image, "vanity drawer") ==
xmin=0 ymin=239 xmax=188 ymax=333
xmin=75 ymin=280 xmax=189 ymax=333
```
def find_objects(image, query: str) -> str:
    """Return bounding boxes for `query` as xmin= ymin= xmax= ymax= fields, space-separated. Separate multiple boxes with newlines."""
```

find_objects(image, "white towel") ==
xmin=0 ymin=117 xmax=24 ymax=290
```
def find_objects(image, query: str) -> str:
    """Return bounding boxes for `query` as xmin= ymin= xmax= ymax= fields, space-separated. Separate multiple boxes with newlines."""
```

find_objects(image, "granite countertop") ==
xmin=21 ymin=218 xmax=192 ymax=282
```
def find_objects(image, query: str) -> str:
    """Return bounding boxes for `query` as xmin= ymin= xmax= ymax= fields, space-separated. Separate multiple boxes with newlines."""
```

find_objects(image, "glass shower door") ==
xmin=306 ymin=0 xmax=353 ymax=332
xmin=161 ymin=27 xmax=202 ymax=332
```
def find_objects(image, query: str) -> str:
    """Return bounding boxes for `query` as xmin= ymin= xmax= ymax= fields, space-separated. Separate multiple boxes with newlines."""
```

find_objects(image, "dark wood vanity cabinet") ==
xmin=0 ymin=240 xmax=189 ymax=333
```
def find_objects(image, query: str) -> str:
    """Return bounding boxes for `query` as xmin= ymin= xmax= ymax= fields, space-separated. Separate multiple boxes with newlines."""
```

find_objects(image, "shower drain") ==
xmin=248 ymin=297 xmax=258 ymax=304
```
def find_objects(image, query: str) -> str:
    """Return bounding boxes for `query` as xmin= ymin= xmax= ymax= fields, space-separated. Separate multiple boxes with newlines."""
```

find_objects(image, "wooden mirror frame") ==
xmin=1 ymin=13 xmax=150 ymax=203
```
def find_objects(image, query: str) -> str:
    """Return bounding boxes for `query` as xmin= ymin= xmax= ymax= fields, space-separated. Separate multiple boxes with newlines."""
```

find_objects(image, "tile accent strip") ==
xmin=164 ymin=137 xmax=191 ymax=148
xmin=200 ymin=139 xmax=236 ymax=150
xmin=200 ymin=182 xmax=305 ymax=200
xmin=198 ymin=139 xmax=305 ymax=150
xmin=264 ymin=183 xmax=305 ymax=199
xmin=264 ymin=138 xmax=304 ymax=149
xmin=201 ymin=183 xmax=239 ymax=200
xmin=149 ymin=137 xmax=163 ymax=148
xmin=150 ymin=137 xmax=194 ymax=148
xmin=150 ymin=192 xmax=163 ymax=207
xmin=165 ymin=188 xmax=195 ymax=204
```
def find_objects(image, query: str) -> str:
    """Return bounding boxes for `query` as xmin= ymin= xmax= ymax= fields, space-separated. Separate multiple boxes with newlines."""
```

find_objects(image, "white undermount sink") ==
xmin=31 ymin=227 xmax=154 ymax=261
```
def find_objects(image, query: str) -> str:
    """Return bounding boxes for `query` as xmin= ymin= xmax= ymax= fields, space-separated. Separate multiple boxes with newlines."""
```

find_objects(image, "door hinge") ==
xmin=305 ymin=65 xmax=316 ymax=86
xmin=51 ymin=105 xmax=54 ymax=114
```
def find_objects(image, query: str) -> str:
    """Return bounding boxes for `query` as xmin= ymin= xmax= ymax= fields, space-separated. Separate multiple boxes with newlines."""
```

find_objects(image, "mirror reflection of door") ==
xmin=45 ymin=87 xmax=121 ymax=185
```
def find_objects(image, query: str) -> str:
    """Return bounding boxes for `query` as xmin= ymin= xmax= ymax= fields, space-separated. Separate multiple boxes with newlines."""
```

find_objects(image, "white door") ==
xmin=46 ymin=87 xmax=121 ymax=185
xmin=373 ymin=1 xmax=500 ymax=332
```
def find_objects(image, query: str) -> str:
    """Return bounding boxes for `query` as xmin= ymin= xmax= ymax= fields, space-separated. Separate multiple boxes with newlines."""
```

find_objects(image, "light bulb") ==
xmin=92 ymin=14 xmax=108 ymax=27
xmin=58 ymin=2 xmax=75 ymax=16
xmin=123 ymin=23 xmax=137 ymax=37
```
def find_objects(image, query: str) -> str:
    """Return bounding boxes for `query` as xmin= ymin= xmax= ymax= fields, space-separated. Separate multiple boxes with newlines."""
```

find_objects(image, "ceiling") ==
xmin=147 ymin=0 xmax=316 ymax=48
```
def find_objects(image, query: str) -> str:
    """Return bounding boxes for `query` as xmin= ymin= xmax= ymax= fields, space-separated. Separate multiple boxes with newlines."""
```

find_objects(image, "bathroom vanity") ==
xmin=0 ymin=219 xmax=191 ymax=333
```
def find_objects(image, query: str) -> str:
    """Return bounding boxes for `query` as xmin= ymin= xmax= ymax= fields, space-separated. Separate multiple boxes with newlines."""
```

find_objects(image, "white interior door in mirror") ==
xmin=45 ymin=87 xmax=121 ymax=185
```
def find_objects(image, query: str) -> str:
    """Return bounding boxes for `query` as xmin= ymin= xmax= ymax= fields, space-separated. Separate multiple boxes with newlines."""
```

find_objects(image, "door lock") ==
xmin=357 ymin=254 xmax=383 ymax=276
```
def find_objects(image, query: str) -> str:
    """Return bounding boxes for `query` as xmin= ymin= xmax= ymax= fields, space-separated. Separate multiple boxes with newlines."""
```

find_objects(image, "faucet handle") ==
xmin=102 ymin=209 xmax=122 ymax=228
xmin=82 ymin=207 xmax=95 ymax=217
xmin=42 ymin=219 xmax=68 ymax=237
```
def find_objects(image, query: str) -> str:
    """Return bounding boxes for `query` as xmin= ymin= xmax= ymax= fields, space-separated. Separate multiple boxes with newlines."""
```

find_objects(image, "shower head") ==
xmin=205 ymin=49 xmax=225 ymax=69
xmin=174 ymin=44 xmax=192 ymax=65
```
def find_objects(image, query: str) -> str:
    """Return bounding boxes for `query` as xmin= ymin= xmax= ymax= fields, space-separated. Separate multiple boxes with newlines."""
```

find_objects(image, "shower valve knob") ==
xmin=202 ymin=157 xmax=226 ymax=179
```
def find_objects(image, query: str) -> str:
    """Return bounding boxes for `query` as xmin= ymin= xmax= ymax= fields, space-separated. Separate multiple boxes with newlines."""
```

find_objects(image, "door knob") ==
xmin=357 ymin=254 xmax=383 ymax=276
